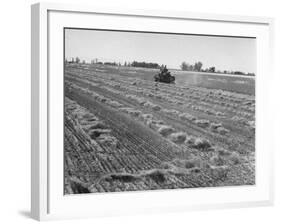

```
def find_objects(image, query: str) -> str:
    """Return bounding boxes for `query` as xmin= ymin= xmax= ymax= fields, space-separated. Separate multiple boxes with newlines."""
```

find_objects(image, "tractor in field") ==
xmin=154 ymin=65 xmax=175 ymax=84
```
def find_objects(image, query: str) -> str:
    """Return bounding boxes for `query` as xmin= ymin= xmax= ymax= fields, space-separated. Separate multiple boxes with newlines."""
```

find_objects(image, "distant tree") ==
xmin=247 ymin=72 xmax=255 ymax=76
xmin=124 ymin=61 xmax=127 ymax=66
xmin=209 ymin=67 xmax=216 ymax=73
xmin=82 ymin=60 xmax=86 ymax=64
xmin=189 ymin=64 xmax=194 ymax=71
xmin=181 ymin=61 xmax=201 ymax=71
xmin=75 ymin=57 xmax=80 ymax=64
xmin=233 ymin=71 xmax=245 ymax=75
xmin=131 ymin=61 xmax=159 ymax=69
xmin=180 ymin=62 xmax=188 ymax=71
xmin=194 ymin=61 xmax=203 ymax=71
xmin=104 ymin=62 xmax=117 ymax=66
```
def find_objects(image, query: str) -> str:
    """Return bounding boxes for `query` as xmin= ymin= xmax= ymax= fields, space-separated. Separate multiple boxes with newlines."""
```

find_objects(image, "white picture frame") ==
xmin=31 ymin=2 xmax=274 ymax=221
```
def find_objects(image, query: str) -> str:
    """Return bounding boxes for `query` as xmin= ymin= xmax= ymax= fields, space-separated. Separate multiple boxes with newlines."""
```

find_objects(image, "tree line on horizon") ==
xmin=65 ymin=57 xmax=255 ymax=76
xmin=180 ymin=61 xmax=255 ymax=76
xmin=66 ymin=57 xmax=161 ymax=69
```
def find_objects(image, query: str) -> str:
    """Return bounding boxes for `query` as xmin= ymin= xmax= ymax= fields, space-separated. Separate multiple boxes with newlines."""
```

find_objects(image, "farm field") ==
xmin=174 ymin=71 xmax=255 ymax=95
xmin=64 ymin=63 xmax=255 ymax=194
xmin=77 ymin=64 xmax=255 ymax=95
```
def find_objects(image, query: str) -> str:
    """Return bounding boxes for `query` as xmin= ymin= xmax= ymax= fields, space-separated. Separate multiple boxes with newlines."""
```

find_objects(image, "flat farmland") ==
xmin=64 ymin=63 xmax=255 ymax=194
xmin=77 ymin=64 xmax=255 ymax=95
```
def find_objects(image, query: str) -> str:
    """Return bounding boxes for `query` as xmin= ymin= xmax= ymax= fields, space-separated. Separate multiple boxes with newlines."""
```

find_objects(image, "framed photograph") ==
xmin=31 ymin=2 xmax=274 ymax=221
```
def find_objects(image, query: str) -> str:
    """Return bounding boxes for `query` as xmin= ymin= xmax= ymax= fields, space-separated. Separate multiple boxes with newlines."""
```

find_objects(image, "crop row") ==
xmin=64 ymin=67 xmax=254 ymax=193
xmin=65 ymin=75 xmax=235 ymax=134
xmin=65 ymin=70 xmax=254 ymax=123
xmin=66 ymin=75 xmax=255 ymax=156
xmin=65 ymin=97 xmax=215 ymax=192
xmin=66 ymin=67 xmax=254 ymax=114
xmin=65 ymin=80 xmax=243 ymax=166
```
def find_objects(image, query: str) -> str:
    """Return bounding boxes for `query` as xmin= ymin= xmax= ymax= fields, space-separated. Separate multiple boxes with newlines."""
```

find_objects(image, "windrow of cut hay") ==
xmin=67 ymin=70 xmax=254 ymax=126
xmin=66 ymin=76 xmax=252 ymax=172
xmin=65 ymin=97 xmax=119 ymax=150
xmin=65 ymin=65 xmax=254 ymax=192
xmin=66 ymin=81 xmax=232 ymax=157
xmin=67 ymin=72 xmax=248 ymax=120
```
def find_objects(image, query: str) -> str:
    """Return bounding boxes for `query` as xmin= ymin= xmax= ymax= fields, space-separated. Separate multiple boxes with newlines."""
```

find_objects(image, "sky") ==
xmin=65 ymin=28 xmax=256 ymax=73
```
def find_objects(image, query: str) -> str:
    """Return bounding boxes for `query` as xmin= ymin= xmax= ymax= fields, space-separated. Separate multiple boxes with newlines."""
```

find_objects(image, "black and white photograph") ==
xmin=64 ymin=28 xmax=256 ymax=194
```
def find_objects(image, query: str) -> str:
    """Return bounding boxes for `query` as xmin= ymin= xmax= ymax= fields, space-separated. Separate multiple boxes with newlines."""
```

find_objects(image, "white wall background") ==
xmin=0 ymin=0 xmax=279 ymax=223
